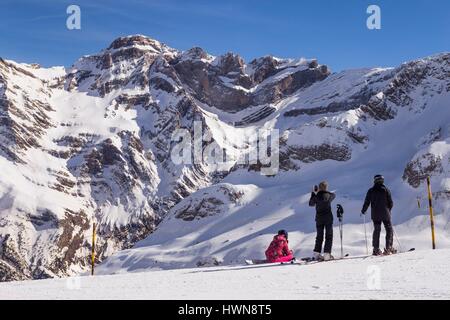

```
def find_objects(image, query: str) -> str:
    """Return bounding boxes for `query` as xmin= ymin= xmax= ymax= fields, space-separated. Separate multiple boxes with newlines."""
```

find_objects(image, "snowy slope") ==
xmin=1 ymin=249 xmax=450 ymax=299
xmin=0 ymin=35 xmax=449 ymax=281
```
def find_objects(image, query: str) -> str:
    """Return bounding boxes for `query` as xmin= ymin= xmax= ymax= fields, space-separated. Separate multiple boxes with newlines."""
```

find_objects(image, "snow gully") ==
xmin=171 ymin=121 xmax=280 ymax=176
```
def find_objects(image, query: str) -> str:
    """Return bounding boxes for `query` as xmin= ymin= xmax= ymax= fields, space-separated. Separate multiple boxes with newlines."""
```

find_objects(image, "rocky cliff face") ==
xmin=0 ymin=35 xmax=449 ymax=281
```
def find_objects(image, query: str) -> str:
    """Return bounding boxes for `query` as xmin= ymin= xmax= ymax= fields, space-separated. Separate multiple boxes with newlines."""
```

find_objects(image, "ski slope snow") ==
xmin=0 ymin=249 xmax=449 ymax=299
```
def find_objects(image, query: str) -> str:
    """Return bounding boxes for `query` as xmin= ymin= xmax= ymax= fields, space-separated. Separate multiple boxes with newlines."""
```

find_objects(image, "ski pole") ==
xmin=336 ymin=204 xmax=344 ymax=259
xmin=339 ymin=219 xmax=344 ymax=259
xmin=393 ymin=227 xmax=403 ymax=253
xmin=362 ymin=213 xmax=369 ymax=255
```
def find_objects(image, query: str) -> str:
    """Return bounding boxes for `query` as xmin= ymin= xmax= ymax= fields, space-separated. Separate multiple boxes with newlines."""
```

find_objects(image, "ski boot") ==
xmin=372 ymin=248 xmax=383 ymax=256
xmin=313 ymin=252 xmax=324 ymax=261
xmin=323 ymin=253 xmax=334 ymax=261
xmin=383 ymin=247 xmax=397 ymax=255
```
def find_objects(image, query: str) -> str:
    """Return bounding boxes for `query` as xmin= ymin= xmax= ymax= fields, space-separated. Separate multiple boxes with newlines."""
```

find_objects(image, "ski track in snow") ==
xmin=1 ymin=249 xmax=449 ymax=299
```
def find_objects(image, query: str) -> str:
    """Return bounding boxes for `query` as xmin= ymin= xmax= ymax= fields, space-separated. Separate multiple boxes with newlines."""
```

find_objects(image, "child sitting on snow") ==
xmin=265 ymin=230 xmax=295 ymax=263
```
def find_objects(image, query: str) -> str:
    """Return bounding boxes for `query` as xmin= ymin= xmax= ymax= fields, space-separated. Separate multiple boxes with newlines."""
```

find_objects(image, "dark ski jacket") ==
xmin=362 ymin=184 xmax=393 ymax=221
xmin=309 ymin=191 xmax=336 ymax=225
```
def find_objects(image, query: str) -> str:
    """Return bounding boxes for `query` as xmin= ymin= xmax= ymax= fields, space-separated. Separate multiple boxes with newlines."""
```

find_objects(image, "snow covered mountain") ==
xmin=0 ymin=35 xmax=449 ymax=281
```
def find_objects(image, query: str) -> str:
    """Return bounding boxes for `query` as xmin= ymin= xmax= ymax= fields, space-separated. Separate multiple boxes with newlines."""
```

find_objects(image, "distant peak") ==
xmin=181 ymin=47 xmax=211 ymax=61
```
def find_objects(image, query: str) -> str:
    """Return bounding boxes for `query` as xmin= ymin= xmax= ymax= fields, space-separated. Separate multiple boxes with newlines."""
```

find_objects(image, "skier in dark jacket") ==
xmin=309 ymin=181 xmax=335 ymax=261
xmin=361 ymin=175 xmax=396 ymax=256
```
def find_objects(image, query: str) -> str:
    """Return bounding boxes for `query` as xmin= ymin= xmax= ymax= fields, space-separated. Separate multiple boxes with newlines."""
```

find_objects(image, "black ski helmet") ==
xmin=278 ymin=229 xmax=288 ymax=239
xmin=374 ymin=174 xmax=384 ymax=184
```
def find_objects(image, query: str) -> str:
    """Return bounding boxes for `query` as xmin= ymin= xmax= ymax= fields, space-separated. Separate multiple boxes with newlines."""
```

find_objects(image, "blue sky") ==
xmin=0 ymin=0 xmax=449 ymax=71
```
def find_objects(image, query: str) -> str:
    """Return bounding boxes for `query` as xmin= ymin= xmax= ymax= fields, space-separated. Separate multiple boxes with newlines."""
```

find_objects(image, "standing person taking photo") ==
xmin=309 ymin=181 xmax=336 ymax=261
xmin=361 ymin=174 xmax=396 ymax=256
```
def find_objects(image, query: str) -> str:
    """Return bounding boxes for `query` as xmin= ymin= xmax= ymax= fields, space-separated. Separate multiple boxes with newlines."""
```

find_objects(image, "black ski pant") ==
xmin=373 ymin=220 xmax=393 ymax=250
xmin=314 ymin=223 xmax=333 ymax=254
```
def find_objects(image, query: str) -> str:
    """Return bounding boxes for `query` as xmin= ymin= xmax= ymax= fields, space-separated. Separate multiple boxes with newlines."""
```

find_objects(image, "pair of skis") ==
xmin=245 ymin=248 xmax=415 ymax=266
xmin=361 ymin=247 xmax=416 ymax=259
xmin=244 ymin=255 xmax=348 ymax=266
xmin=244 ymin=259 xmax=304 ymax=265
xmin=302 ymin=248 xmax=415 ymax=265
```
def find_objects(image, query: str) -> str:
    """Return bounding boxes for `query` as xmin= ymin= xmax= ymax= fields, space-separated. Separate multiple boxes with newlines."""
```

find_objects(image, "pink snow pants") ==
xmin=268 ymin=254 xmax=294 ymax=263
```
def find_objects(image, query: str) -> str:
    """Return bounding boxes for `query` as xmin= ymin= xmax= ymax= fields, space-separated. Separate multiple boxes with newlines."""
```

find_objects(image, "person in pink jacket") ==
xmin=265 ymin=230 xmax=294 ymax=263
